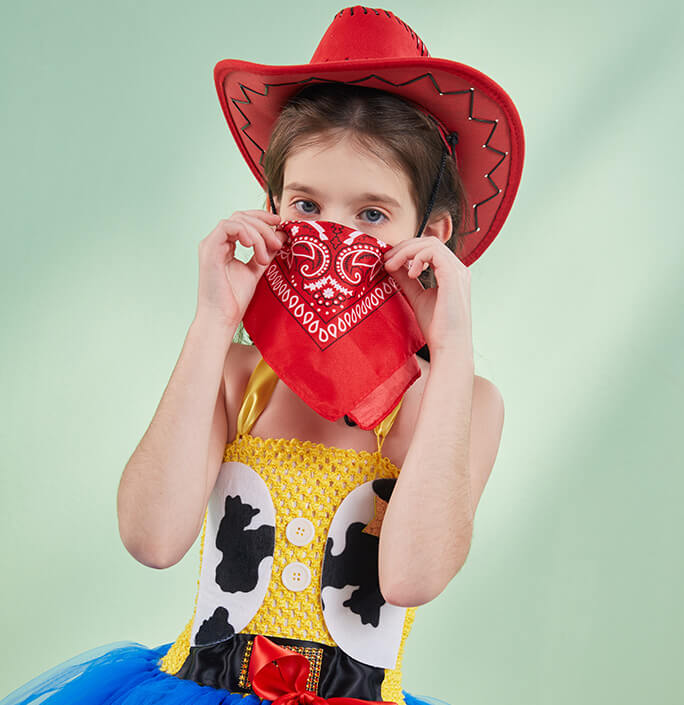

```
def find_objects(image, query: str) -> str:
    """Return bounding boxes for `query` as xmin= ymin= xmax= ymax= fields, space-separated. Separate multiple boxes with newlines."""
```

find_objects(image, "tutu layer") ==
xmin=0 ymin=641 xmax=451 ymax=705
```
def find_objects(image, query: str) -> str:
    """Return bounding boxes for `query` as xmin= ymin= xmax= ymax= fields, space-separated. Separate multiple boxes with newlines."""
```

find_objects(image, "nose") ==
xmin=317 ymin=209 xmax=355 ymax=231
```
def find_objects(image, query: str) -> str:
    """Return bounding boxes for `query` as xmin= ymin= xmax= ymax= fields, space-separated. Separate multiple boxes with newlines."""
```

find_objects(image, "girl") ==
xmin=0 ymin=6 xmax=523 ymax=705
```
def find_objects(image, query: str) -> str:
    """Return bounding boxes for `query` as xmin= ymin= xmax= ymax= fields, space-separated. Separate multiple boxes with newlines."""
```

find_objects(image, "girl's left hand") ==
xmin=383 ymin=235 xmax=473 ymax=357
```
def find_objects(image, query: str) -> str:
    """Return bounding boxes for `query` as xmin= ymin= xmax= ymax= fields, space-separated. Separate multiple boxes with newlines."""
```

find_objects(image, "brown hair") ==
xmin=262 ymin=83 xmax=468 ymax=290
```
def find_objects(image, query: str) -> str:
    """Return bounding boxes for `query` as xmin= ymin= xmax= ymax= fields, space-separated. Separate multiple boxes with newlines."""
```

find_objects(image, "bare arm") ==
xmin=116 ymin=211 xmax=285 ymax=569
xmin=378 ymin=345 xmax=475 ymax=606
xmin=378 ymin=349 xmax=504 ymax=606
xmin=117 ymin=314 xmax=236 ymax=569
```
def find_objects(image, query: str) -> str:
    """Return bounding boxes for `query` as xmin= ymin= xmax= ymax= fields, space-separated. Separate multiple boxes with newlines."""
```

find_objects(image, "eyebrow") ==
xmin=283 ymin=182 xmax=402 ymax=209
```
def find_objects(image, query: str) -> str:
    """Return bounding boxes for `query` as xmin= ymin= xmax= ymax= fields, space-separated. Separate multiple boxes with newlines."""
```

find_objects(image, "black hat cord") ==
xmin=268 ymin=187 xmax=278 ymax=215
xmin=415 ymin=131 xmax=459 ymax=238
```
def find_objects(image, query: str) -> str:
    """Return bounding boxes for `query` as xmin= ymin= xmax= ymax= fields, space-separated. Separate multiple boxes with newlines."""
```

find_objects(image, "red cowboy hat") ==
xmin=213 ymin=5 xmax=525 ymax=267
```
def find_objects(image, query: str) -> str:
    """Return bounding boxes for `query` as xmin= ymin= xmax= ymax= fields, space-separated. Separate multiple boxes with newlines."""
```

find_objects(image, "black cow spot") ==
xmin=322 ymin=522 xmax=385 ymax=627
xmin=372 ymin=478 xmax=396 ymax=503
xmin=215 ymin=494 xmax=275 ymax=593
xmin=321 ymin=480 xmax=398 ymax=627
xmin=195 ymin=606 xmax=235 ymax=645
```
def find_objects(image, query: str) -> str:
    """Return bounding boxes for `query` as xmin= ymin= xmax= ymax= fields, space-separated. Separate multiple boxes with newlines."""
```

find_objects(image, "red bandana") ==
xmin=242 ymin=220 xmax=426 ymax=429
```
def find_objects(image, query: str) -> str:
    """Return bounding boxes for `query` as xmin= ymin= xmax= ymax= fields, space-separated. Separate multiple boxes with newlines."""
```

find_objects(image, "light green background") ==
xmin=1 ymin=1 xmax=682 ymax=703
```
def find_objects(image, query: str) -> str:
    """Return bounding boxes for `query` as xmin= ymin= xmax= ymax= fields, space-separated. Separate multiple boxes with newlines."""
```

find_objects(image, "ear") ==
xmin=422 ymin=211 xmax=452 ymax=244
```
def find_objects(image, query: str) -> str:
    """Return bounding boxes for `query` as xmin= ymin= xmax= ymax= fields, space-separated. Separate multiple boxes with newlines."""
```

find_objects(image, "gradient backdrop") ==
xmin=1 ymin=1 xmax=682 ymax=703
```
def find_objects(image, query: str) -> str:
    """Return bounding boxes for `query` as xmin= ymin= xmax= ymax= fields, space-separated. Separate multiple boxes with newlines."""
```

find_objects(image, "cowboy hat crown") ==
xmin=310 ymin=6 xmax=430 ymax=62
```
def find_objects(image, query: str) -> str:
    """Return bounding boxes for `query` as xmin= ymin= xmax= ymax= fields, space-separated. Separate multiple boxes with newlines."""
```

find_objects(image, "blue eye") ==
xmin=362 ymin=209 xmax=386 ymax=224
xmin=294 ymin=200 xmax=318 ymax=215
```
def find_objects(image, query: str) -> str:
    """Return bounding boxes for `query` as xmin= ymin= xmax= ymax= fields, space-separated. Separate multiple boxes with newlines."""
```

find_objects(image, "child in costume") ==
xmin=0 ymin=6 xmax=523 ymax=705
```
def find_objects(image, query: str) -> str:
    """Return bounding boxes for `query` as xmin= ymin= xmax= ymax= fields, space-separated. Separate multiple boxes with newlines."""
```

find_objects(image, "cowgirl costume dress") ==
xmin=2 ymin=357 xmax=439 ymax=705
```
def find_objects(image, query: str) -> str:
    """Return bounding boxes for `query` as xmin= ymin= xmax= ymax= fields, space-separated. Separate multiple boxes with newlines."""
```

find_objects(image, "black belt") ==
xmin=172 ymin=632 xmax=385 ymax=700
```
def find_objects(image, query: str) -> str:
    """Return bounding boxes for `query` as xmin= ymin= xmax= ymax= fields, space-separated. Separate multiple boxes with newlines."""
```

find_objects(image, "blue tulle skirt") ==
xmin=0 ymin=641 xmax=450 ymax=705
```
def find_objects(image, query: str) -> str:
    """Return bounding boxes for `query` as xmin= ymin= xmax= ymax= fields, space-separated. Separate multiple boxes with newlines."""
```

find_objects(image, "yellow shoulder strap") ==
xmin=236 ymin=356 xmax=279 ymax=437
xmin=236 ymin=355 xmax=404 ymax=450
xmin=373 ymin=398 xmax=403 ymax=455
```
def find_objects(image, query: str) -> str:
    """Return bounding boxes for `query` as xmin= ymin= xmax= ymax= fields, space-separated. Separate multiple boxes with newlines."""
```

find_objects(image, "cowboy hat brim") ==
xmin=214 ymin=56 xmax=525 ymax=266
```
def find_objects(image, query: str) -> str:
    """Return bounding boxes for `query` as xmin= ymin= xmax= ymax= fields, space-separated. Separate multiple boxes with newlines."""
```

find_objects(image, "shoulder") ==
xmin=471 ymin=374 xmax=505 ymax=446
xmin=473 ymin=374 xmax=504 ymax=413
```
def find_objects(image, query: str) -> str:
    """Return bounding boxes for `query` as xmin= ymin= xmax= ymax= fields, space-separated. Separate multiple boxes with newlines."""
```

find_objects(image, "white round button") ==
xmin=285 ymin=517 xmax=315 ymax=546
xmin=281 ymin=562 xmax=311 ymax=592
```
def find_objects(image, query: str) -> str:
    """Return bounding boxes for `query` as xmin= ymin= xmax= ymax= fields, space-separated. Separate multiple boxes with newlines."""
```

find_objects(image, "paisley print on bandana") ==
xmin=242 ymin=220 xmax=426 ymax=429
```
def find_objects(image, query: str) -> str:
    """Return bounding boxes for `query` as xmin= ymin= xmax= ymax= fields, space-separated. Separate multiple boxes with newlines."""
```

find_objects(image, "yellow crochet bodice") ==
xmin=159 ymin=356 xmax=417 ymax=703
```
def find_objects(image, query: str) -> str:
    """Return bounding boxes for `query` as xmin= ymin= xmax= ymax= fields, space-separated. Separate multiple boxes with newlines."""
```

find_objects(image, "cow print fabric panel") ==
xmin=195 ymin=606 xmax=235 ymax=645
xmin=321 ymin=478 xmax=408 ymax=669
xmin=216 ymin=494 xmax=275 ymax=592
xmin=191 ymin=461 xmax=276 ymax=647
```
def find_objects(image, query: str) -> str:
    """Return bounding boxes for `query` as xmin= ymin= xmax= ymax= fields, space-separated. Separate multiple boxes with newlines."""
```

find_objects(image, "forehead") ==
xmin=283 ymin=133 xmax=412 ymax=200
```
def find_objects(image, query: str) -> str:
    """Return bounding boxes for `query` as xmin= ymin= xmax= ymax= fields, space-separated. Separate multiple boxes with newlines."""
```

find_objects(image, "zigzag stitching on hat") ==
xmin=230 ymin=73 xmax=505 ymax=236
xmin=393 ymin=14 xmax=426 ymax=55
xmin=230 ymin=81 xmax=274 ymax=157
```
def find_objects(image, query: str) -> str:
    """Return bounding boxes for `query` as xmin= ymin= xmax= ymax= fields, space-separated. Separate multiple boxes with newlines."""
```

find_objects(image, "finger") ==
xmin=235 ymin=220 xmax=270 ymax=265
xmin=225 ymin=222 xmax=259 ymax=253
xmin=229 ymin=215 xmax=274 ymax=263
xmin=215 ymin=219 xmax=255 ymax=248
xmin=243 ymin=234 xmax=280 ymax=277
xmin=245 ymin=248 xmax=272 ymax=278
xmin=384 ymin=237 xmax=440 ymax=264
xmin=238 ymin=213 xmax=286 ymax=251
xmin=236 ymin=209 xmax=281 ymax=224
xmin=386 ymin=262 xmax=425 ymax=308
xmin=407 ymin=249 xmax=433 ymax=277
xmin=385 ymin=241 xmax=448 ymax=278
xmin=385 ymin=247 xmax=433 ymax=272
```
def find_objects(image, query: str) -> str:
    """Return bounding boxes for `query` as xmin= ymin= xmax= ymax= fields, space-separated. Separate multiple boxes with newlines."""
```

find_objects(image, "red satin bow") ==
xmin=248 ymin=635 xmax=397 ymax=705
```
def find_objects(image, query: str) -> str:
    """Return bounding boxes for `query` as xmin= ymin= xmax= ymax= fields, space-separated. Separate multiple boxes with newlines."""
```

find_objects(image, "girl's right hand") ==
xmin=195 ymin=209 xmax=285 ymax=327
